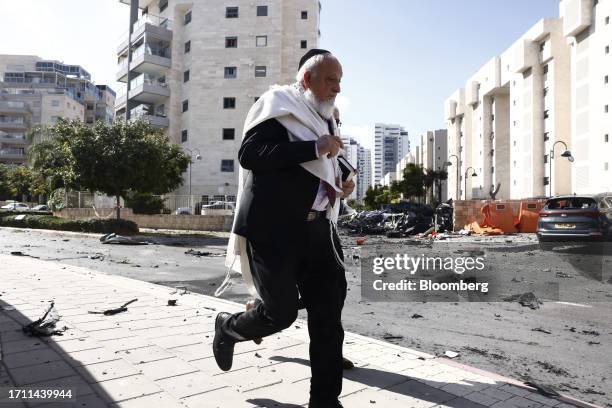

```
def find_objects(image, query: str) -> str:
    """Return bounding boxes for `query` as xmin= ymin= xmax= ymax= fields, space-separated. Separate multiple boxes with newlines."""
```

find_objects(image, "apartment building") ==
xmin=357 ymin=145 xmax=372 ymax=200
xmin=445 ymin=18 xmax=571 ymax=199
xmin=0 ymin=55 xmax=114 ymax=165
xmin=561 ymin=0 xmax=612 ymax=194
xmin=115 ymin=0 xmax=320 ymax=198
xmin=373 ymin=123 xmax=409 ymax=186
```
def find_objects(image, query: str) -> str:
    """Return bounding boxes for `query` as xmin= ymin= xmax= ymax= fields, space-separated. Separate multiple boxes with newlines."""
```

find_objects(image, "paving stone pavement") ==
xmin=0 ymin=254 xmax=599 ymax=408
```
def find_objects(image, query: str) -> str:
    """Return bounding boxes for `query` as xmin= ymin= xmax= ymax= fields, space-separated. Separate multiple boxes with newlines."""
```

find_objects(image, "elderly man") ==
xmin=214 ymin=49 xmax=352 ymax=408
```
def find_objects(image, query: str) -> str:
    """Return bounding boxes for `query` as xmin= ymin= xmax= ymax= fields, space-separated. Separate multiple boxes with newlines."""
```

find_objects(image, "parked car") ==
xmin=175 ymin=207 xmax=191 ymax=215
xmin=201 ymin=201 xmax=235 ymax=210
xmin=31 ymin=204 xmax=49 ymax=211
xmin=1 ymin=202 xmax=29 ymax=211
xmin=537 ymin=196 xmax=612 ymax=243
xmin=594 ymin=192 xmax=612 ymax=221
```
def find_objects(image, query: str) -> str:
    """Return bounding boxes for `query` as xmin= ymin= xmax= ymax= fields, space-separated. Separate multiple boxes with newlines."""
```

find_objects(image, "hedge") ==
xmin=0 ymin=214 xmax=138 ymax=235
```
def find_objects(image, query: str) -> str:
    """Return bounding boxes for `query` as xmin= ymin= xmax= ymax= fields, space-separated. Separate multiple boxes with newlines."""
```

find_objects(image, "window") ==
xmin=184 ymin=41 xmax=191 ymax=53
xmin=606 ymin=45 xmax=610 ymax=54
xmin=183 ymin=70 xmax=190 ymax=82
xmin=223 ymin=128 xmax=235 ymax=140
xmin=257 ymin=6 xmax=268 ymax=16
xmin=224 ymin=66 xmax=237 ymax=78
xmin=226 ymin=7 xmax=238 ymax=18
xmin=182 ymin=100 xmax=189 ymax=112
xmin=606 ymin=75 xmax=609 ymax=84
xmin=223 ymin=97 xmax=236 ymax=109
xmin=181 ymin=129 xmax=188 ymax=142
xmin=606 ymin=134 xmax=609 ymax=143
xmin=184 ymin=10 xmax=192 ymax=25
xmin=606 ymin=16 xmax=610 ymax=25
xmin=225 ymin=36 xmax=238 ymax=48
xmin=255 ymin=66 xmax=267 ymax=77
xmin=544 ymin=154 xmax=548 ymax=164
xmin=256 ymin=35 xmax=267 ymax=47
xmin=301 ymin=10 xmax=308 ymax=19
xmin=543 ymin=64 xmax=549 ymax=74
xmin=159 ymin=0 xmax=167 ymax=12
xmin=605 ymin=105 xmax=609 ymax=113
xmin=544 ymin=132 xmax=550 ymax=141
xmin=221 ymin=160 xmax=234 ymax=172
xmin=300 ymin=40 xmax=307 ymax=49
xmin=543 ymin=176 xmax=550 ymax=186
xmin=51 ymin=99 xmax=59 ymax=107
xmin=543 ymin=110 xmax=549 ymax=119
xmin=605 ymin=163 xmax=609 ymax=171
xmin=543 ymin=87 xmax=549 ymax=96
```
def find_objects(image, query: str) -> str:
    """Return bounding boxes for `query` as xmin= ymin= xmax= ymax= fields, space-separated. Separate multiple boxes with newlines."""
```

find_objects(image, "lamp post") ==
xmin=447 ymin=154 xmax=459 ymax=199
xmin=464 ymin=167 xmax=477 ymax=200
xmin=183 ymin=147 xmax=202 ymax=196
xmin=549 ymin=141 xmax=573 ymax=197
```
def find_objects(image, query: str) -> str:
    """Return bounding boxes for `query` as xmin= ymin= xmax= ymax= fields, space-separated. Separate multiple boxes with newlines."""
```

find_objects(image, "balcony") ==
xmin=0 ymin=148 xmax=26 ymax=160
xmin=131 ymin=44 xmax=171 ymax=76
xmin=131 ymin=14 xmax=172 ymax=44
xmin=0 ymin=101 xmax=31 ymax=115
xmin=128 ymin=74 xmax=170 ymax=104
xmin=0 ymin=133 xmax=27 ymax=145
xmin=116 ymin=59 xmax=129 ymax=82
xmin=0 ymin=117 xmax=29 ymax=130
xmin=129 ymin=104 xmax=169 ymax=128
xmin=115 ymin=93 xmax=127 ymax=110
xmin=117 ymin=30 xmax=129 ymax=55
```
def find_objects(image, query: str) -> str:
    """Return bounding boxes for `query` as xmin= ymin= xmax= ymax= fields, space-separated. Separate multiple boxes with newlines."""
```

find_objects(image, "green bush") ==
xmin=0 ymin=214 xmax=138 ymax=235
xmin=125 ymin=193 xmax=166 ymax=215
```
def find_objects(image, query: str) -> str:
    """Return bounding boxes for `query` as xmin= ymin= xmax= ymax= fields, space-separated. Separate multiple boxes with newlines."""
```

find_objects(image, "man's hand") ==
xmin=340 ymin=180 xmax=355 ymax=198
xmin=316 ymin=135 xmax=344 ymax=158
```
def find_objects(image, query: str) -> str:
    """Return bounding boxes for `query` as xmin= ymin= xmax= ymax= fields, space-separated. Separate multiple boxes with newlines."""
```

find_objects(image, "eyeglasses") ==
xmin=335 ymin=119 xmax=342 ymax=127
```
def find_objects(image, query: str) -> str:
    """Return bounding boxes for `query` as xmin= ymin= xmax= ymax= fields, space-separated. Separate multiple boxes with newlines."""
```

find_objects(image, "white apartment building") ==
xmin=561 ymin=0 xmax=612 ymax=194
xmin=445 ymin=18 xmax=572 ymax=200
xmin=357 ymin=145 xmax=372 ymax=200
xmin=0 ymin=55 xmax=115 ymax=165
xmin=115 ymin=0 xmax=320 ymax=199
xmin=373 ymin=123 xmax=409 ymax=186
xmin=445 ymin=0 xmax=611 ymax=200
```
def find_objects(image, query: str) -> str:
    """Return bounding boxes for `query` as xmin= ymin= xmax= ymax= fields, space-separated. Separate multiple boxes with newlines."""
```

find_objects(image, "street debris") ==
xmin=536 ymin=361 xmax=571 ymax=377
xmin=503 ymin=292 xmax=543 ymax=309
xmin=556 ymin=272 xmax=573 ymax=278
xmin=524 ymin=381 xmax=561 ymax=398
xmin=185 ymin=249 xmax=225 ymax=257
xmin=88 ymin=298 xmax=138 ymax=315
xmin=411 ymin=314 xmax=423 ymax=319
xmin=382 ymin=333 xmax=404 ymax=341
xmin=532 ymin=327 xmax=552 ymax=334
xmin=444 ymin=350 xmax=460 ymax=358
xmin=89 ymin=254 xmax=104 ymax=260
xmin=338 ymin=200 xmax=453 ymax=238
xmin=100 ymin=233 xmax=148 ymax=245
xmin=22 ymin=302 xmax=67 ymax=337
xmin=10 ymin=251 xmax=39 ymax=259
xmin=581 ymin=330 xmax=600 ymax=336
xmin=170 ymin=287 xmax=189 ymax=295
xmin=167 ymin=299 xmax=177 ymax=306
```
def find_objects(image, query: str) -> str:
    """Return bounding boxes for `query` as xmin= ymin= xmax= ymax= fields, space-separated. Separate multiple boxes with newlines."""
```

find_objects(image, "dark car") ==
xmin=537 ymin=196 xmax=612 ymax=242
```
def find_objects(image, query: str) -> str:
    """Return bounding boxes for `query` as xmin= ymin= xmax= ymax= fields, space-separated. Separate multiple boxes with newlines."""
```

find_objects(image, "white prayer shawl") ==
xmin=216 ymin=83 xmax=343 ymax=298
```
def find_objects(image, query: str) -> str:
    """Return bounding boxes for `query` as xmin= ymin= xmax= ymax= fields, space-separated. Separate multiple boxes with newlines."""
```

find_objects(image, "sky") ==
xmin=0 ymin=0 xmax=561 ymax=151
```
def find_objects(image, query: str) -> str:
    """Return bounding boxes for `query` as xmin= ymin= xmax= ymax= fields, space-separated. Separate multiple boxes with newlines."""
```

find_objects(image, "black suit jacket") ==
xmin=233 ymin=118 xmax=321 ymax=243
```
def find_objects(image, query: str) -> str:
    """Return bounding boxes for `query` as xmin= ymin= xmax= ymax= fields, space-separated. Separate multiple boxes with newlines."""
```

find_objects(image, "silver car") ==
xmin=537 ymin=196 xmax=612 ymax=242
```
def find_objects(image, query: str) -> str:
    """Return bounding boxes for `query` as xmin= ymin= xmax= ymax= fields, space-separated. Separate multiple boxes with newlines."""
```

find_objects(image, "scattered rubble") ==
xmin=504 ymin=292 xmax=543 ymax=309
xmin=167 ymin=299 xmax=177 ymax=306
xmin=22 ymin=302 xmax=67 ymax=337
xmin=524 ymin=381 xmax=561 ymax=398
xmin=444 ymin=350 xmax=460 ymax=358
xmin=532 ymin=327 xmax=552 ymax=334
xmin=185 ymin=249 xmax=225 ymax=257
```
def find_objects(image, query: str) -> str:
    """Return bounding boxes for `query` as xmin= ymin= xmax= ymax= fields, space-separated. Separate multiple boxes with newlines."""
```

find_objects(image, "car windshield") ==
xmin=545 ymin=197 xmax=597 ymax=210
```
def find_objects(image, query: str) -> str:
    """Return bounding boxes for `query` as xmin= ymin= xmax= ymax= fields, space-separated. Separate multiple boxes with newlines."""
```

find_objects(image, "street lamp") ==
xmin=447 ymin=154 xmax=459 ymax=200
xmin=549 ymin=140 xmax=573 ymax=197
xmin=183 ymin=147 xmax=202 ymax=196
xmin=464 ymin=167 xmax=477 ymax=200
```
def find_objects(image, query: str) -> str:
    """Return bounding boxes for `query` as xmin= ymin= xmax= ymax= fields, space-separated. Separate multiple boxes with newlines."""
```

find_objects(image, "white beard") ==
xmin=304 ymin=89 xmax=336 ymax=119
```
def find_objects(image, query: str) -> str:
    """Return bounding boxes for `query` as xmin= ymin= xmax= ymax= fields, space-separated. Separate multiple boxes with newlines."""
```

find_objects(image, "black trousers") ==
xmin=222 ymin=218 xmax=347 ymax=403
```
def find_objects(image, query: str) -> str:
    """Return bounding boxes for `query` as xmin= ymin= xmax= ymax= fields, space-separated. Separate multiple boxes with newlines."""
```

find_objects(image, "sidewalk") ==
xmin=0 ymin=254 xmax=599 ymax=408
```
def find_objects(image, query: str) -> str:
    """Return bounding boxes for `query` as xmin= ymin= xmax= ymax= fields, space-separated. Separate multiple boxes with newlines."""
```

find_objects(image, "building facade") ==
xmin=373 ymin=123 xmax=409 ymax=186
xmin=0 ymin=55 xmax=114 ymax=165
xmin=116 ymin=0 xmax=321 ymax=199
xmin=445 ymin=0 xmax=611 ymax=199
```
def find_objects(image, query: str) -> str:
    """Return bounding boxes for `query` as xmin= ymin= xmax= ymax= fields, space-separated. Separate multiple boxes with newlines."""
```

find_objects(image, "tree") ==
xmin=398 ymin=163 xmax=425 ymax=201
xmin=0 ymin=164 xmax=11 ymax=198
xmin=364 ymin=185 xmax=381 ymax=210
xmin=29 ymin=119 xmax=190 ymax=220
xmin=435 ymin=169 xmax=448 ymax=204
xmin=7 ymin=165 xmax=33 ymax=200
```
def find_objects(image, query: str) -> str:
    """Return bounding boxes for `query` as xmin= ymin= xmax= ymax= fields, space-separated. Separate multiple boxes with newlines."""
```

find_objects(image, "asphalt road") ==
xmin=0 ymin=227 xmax=610 ymax=407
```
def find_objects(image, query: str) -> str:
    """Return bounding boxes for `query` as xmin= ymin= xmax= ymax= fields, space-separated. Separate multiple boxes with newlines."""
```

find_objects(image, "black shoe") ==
xmin=213 ymin=312 xmax=235 ymax=371
xmin=342 ymin=356 xmax=354 ymax=370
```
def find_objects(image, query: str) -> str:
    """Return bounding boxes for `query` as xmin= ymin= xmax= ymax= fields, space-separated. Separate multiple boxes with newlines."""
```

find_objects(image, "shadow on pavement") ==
xmin=246 ymin=398 xmax=303 ymax=407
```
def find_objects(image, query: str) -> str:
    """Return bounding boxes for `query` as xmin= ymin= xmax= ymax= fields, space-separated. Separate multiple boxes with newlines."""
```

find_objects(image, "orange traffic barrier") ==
xmin=463 ymin=221 xmax=503 ymax=235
